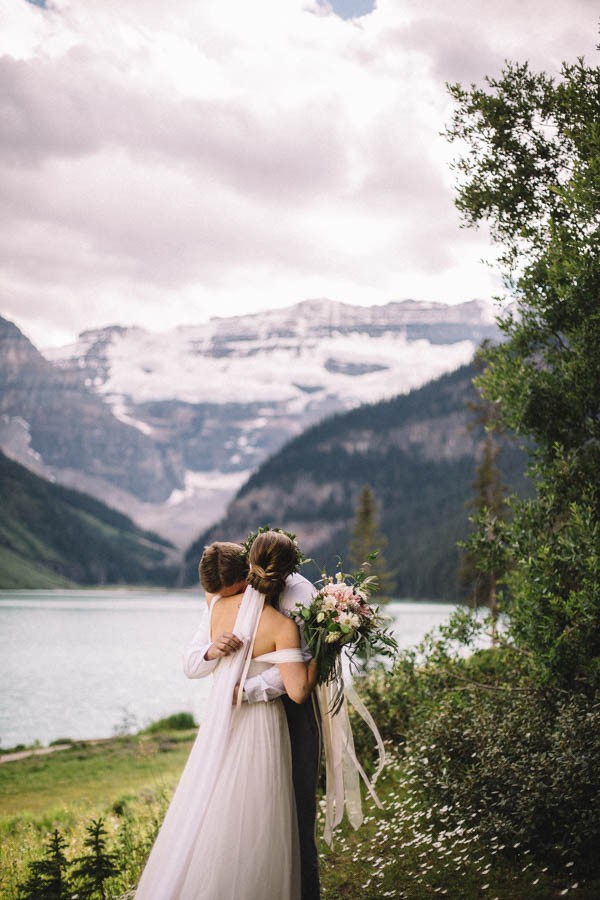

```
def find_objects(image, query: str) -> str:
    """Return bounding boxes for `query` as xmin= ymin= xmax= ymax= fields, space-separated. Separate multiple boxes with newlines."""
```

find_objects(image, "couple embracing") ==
xmin=135 ymin=530 xmax=323 ymax=900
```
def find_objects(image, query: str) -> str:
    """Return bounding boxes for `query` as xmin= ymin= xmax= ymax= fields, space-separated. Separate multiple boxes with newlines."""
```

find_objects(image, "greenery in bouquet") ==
xmin=296 ymin=555 xmax=398 ymax=705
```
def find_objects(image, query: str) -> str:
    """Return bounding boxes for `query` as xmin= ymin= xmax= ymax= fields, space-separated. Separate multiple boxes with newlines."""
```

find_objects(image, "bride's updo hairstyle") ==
xmin=247 ymin=530 xmax=297 ymax=604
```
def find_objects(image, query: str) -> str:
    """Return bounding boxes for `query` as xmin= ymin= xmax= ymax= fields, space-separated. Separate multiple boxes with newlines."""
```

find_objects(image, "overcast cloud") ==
xmin=1 ymin=0 xmax=598 ymax=346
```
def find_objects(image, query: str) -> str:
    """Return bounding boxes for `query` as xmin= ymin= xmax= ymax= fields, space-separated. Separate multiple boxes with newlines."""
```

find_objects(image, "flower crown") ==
xmin=240 ymin=525 xmax=307 ymax=574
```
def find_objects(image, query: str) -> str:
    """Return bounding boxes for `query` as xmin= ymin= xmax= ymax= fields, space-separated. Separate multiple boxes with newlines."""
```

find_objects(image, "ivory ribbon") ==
xmin=235 ymin=593 xmax=265 ymax=709
xmin=317 ymin=675 xmax=385 ymax=847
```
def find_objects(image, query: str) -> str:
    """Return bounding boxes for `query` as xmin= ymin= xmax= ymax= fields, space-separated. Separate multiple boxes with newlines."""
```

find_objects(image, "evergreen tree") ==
xmin=447 ymin=53 xmax=600 ymax=688
xmin=459 ymin=345 xmax=508 ymax=636
xmin=71 ymin=818 xmax=119 ymax=899
xmin=18 ymin=828 xmax=72 ymax=900
xmin=349 ymin=486 xmax=394 ymax=599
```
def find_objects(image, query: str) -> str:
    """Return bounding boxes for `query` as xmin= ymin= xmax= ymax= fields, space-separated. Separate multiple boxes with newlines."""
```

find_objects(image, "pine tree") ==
xmin=459 ymin=346 xmax=508 ymax=637
xmin=349 ymin=486 xmax=394 ymax=599
xmin=18 ymin=828 xmax=72 ymax=900
xmin=71 ymin=818 xmax=119 ymax=900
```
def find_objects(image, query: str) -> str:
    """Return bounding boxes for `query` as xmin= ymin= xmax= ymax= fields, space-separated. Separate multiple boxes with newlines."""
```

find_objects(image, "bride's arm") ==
xmin=276 ymin=617 xmax=318 ymax=704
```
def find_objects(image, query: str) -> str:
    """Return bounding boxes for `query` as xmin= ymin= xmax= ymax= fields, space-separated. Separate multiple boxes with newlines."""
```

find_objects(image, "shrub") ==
xmin=349 ymin=655 xmax=422 ymax=771
xmin=408 ymin=686 xmax=600 ymax=877
xmin=141 ymin=712 xmax=197 ymax=734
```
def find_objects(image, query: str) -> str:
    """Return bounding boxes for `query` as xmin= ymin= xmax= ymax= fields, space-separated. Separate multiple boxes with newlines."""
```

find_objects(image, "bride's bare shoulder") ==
xmin=269 ymin=608 xmax=300 ymax=648
xmin=262 ymin=605 xmax=298 ymax=633
xmin=261 ymin=604 xmax=284 ymax=624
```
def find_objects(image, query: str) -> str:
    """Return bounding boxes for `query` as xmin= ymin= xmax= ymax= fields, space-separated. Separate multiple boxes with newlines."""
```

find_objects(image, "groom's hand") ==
xmin=205 ymin=632 xmax=243 ymax=660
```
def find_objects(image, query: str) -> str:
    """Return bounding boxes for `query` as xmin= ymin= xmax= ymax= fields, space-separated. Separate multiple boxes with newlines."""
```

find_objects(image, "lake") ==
xmin=0 ymin=590 xmax=458 ymax=749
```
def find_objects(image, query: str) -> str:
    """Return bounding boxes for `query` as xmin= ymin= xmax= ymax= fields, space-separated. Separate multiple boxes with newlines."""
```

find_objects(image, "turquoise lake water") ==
xmin=0 ymin=590 xmax=457 ymax=748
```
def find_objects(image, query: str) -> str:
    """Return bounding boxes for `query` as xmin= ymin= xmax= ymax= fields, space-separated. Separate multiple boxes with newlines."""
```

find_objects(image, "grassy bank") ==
xmin=1 ymin=722 xmax=596 ymax=899
xmin=0 ymin=731 xmax=196 ymax=819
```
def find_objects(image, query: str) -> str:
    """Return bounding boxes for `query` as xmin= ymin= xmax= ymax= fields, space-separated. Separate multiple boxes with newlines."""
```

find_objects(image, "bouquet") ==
xmin=295 ymin=558 xmax=398 ymax=712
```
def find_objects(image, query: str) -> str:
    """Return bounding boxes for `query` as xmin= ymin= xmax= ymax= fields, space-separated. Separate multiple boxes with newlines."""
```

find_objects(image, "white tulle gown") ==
xmin=135 ymin=588 xmax=301 ymax=900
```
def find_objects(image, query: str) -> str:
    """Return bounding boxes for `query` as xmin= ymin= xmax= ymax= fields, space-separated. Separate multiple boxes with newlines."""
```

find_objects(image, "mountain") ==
xmin=32 ymin=297 xmax=499 ymax=546
xmin=0 ymin=450 xmax=176 ymax=588
xmin=181 ymin=365 xmax=529 ymax=601
xmin=0 ymin=316 xmax=181 ymax=500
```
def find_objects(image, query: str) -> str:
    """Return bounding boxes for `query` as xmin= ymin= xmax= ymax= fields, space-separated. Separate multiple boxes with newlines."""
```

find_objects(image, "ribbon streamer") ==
xmin=317 ymin=674 xmax=385 ymax=847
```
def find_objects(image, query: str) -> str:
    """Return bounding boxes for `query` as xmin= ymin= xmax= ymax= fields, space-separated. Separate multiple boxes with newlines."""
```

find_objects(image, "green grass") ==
xmin=2 ymin=732 xmax=598 ymax=899
xmin=0 ymin=728 xmax=194 ymax=898
xmin=0 ymin=732 xmax=196 ymax=819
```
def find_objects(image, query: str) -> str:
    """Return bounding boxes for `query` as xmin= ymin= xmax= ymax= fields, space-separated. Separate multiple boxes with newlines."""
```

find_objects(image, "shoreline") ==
xmin=0 ymin=736 xmax=115 ymax=764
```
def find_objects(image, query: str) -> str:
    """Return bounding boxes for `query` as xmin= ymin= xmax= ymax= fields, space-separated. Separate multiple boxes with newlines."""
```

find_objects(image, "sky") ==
xmin=1 ymin=0 xmax=598 ymax=347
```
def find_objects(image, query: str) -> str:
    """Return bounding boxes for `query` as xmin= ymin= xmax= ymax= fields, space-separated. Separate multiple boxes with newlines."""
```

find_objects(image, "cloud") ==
xmin=0 ymin=0 xmax=598 ymax=346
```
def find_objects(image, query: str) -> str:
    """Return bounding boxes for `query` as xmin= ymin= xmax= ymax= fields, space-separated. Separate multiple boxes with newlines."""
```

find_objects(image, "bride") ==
xmin=135 ymin=531 xmax=317 ymax=900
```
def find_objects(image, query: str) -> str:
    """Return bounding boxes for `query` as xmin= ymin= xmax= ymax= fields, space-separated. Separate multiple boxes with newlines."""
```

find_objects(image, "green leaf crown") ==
xmin=240 ymin=524 xmax=308 ymax=573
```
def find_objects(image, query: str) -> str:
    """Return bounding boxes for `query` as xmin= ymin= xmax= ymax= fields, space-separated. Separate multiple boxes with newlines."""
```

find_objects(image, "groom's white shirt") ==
xmin=183 ymin=572 xmax=315 ymax=702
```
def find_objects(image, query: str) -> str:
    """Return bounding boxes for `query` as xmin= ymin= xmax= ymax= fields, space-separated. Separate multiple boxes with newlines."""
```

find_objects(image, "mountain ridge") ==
xmin=0 ymin=450 xmax=176 ymax=588
xmin=181 ymin=364 xmax=529 ymax=600
xmin=1 ymin=298 xmax=500 ymax=549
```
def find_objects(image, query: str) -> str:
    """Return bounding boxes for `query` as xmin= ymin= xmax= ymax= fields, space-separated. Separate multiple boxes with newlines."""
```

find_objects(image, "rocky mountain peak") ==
xmin=3 ymin=297 xmax=501 ymax=549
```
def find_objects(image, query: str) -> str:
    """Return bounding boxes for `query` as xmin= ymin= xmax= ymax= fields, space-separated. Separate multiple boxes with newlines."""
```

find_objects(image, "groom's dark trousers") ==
xmin=282 ymin=694 xmax=321 ymax=900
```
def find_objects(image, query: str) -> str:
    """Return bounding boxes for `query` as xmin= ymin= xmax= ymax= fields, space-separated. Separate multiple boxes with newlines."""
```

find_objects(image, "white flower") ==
xmin=325 ymin=632 xmax=342 ymax=643
xmin=338 ymin=611 xmax=361 ymax=629
xmin=316 ymin=611 xmax=325 ymax=623
xmin=336 ymin=571 xmax=344 ymax=583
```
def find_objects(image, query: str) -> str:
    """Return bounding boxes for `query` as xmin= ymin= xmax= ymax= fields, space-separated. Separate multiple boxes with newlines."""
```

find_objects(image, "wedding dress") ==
xmin=135 ymin=587 xmax=302 ymax=900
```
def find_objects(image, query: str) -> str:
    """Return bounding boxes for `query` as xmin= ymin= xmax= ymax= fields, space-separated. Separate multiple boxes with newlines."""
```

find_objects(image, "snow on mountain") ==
xmin=39 ymin=297 xmax=499 ymax=547
xmin=47 ymin=297 xmax=497 ymax=427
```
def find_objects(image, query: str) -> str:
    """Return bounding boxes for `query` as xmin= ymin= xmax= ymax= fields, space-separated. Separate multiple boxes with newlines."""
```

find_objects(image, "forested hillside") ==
xmin=182 ymin=364 xmax=529 ymax=599
xmin=0 ymin=452 xmax=176 ymax=588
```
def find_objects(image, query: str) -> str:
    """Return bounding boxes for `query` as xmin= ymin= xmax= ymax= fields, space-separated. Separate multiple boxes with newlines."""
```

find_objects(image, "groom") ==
xmin=185 ymin=540 xmax=321 ymax=900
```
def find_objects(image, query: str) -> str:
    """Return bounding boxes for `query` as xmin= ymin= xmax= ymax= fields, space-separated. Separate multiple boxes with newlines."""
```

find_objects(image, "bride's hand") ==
xmin=205 ymin=632 xmax=243 ymax=660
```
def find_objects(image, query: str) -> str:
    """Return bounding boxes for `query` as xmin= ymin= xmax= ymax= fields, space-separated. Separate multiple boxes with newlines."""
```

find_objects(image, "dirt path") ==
xmin=0 ymin=743 xmax=73 ymax=764
xmin=0 ymin=737 xmax=112 ymax=764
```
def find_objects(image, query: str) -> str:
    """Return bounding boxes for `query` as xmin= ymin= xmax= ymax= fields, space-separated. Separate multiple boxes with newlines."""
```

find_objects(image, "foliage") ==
xmin=349 ymin=606 xmax=526 ymax=767
xmin=18 ymin=829 xmax=72 ymax=899
xmin=141 ymin=711 xmax=197 ymax=733
xmin=447 ymin=54 xmax=600 ymax=688
xmin=459 ymin=344 xmax=511 ymax=630
xmin=348 ymin=655 xmax=424 ymax=769
xmin=0 ymin=450 xmax=177 ymax=588
xmin=349 ymin=486 xmax=394 ymax=599
xmin=70 ymin=818 xmax=119 ymax=899
xmin=504 ymin=481 xmax=600 ymax=690
xmin=0 ymin=730 xmax=192 ymax=821
xmin=240 ymin=524 xmax=308 ymax=572
xmin=408 ymin=688 xmax=600 ymax=877
xmin=350 ymin=605 xmax=599 ymax=880
xmin=4 ymin=694 xmax=600 ymax=897
xmin=5 ymin=726 xmax=598 ymax=899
